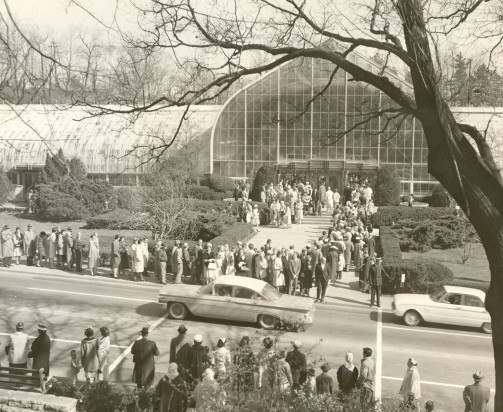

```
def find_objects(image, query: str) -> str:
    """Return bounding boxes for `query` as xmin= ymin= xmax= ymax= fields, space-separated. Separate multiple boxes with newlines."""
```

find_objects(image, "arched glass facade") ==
xmin=211 ymin=53 xmax=438 ymax=195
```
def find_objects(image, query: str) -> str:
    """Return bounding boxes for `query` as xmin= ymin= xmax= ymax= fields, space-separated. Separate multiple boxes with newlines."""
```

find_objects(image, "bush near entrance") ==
xmin=373 ymin=165 xmax=401 ymax=206
xmin=431 ymin=185 xmax=451 ymax=207
xmin=251 ymin=165 xmax=276 ymax=202
xmin=202 ymin=175 xmax=237 ymax=193
xmin=371 ymin=206 xmax=453 ymax=227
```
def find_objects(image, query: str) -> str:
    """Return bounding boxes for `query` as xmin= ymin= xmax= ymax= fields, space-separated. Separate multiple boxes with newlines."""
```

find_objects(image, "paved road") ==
xmin=0 ymin=266 xmax=494 ymax=410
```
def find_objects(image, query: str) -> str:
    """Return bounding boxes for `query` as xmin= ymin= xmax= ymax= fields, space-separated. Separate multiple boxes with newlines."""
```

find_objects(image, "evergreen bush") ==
xmin=431 ymin=185 xmax=451 ymax=207
xmin=373 ymin=165 xmax=401 ymax=206
xmin=250 ymin=165 xmax=276 ymax=201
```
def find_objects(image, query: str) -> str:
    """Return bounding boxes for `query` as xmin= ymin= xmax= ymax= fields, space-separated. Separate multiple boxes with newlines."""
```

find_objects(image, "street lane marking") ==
xmin=383 ymin=325 xmax=492 ymax=340
xmin=382 ymin=376 xmax=495 ymax=393
xmin=27 ymin=288 xmax=156 ymax=303
xmin=0 ymin=333 xmax=128 ymax=349
xmin=108 ymin=312 xmax=169 ymax=374
xmin=375 ymin=308 xmax=382 ymax=405
xmin=383 ymin=346 xmax=493 ymax=362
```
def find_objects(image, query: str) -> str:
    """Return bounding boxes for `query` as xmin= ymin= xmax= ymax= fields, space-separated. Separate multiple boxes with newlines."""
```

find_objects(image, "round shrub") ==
xmin=205 ymin=175 xmax=237 ymax=192
xmin=32 ymin=184 xmax=89 ymax=221
xmin=250 ymin=165 xmax=277 ymax=201
xmin=431 ymin=185 xmax=451 ymax=207
xmin=374 ymin=165 xmax=401 ymax=206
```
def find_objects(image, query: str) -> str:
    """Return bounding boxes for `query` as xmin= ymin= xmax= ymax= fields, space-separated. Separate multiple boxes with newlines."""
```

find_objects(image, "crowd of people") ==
xmin=1 ymin=321 xmax=491 ymax=411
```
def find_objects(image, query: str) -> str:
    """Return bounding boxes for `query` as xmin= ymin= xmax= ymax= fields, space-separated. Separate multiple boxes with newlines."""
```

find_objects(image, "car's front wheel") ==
xmin=481 ymin=322 xmax=492 ymax=334
xmin=403 ymin=310 xmax=421 ymax=327
xmin=168 ymin=302 xmax=189 ymax=320
xmin=258 ymin=314 xmax=278 ymax=330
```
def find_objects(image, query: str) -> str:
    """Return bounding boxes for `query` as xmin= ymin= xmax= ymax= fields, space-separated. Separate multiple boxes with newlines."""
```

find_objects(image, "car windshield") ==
xmin=429 ymin=287 xmax=446 ymax=302
xmin=261 ymin=283 xmax=281 ymax=301
xmin=198 ymin=283 xmax=214 ymax=295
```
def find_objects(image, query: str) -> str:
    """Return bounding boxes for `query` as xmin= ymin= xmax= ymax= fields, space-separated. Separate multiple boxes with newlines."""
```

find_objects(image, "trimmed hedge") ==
xmin=188 ymin=185 xmax=228 ymax=201
xmin=371 ymin=206 xmax=453 ymax=227
xmin=378 ymin=226 xmax=454 ymax=294
xmin=382 ymin=260 xmax=454 ymax=294
xmin=210 ymin=222 xmax=255 ymax=246
xmin=374 ymin=165 xmax=401 ymax=206
xmin=204 ymin=175 xmax=237 ymax=193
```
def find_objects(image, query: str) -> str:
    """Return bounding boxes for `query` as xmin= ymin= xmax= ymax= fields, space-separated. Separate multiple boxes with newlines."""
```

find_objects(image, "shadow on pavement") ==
xmin=326 ymin=295 xmax=370 ymax=307
xmin=135 ymin=302 xmax=166 ymax=318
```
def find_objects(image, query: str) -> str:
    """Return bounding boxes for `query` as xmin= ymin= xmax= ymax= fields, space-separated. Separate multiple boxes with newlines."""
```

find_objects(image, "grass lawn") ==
xmin=0 ymin=212 xmax=150 ymax=255
xmin=402 ymin=243 xmax=490 ymax=283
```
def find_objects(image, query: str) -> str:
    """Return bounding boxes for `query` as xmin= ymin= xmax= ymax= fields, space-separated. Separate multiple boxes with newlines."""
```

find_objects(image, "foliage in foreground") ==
xmin=373 ymin=166 xmax=401 ymax=207
xmin=371 ymin=206 xmax=453 ymax=227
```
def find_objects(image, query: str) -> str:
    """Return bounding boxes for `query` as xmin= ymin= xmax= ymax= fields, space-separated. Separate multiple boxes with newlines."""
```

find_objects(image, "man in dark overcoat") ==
xmin=369 ymin=257 xmax=382 ymax=307
xmin=111 ymin=235 xmax=120 ymax=278
xmin=326 ymin=245 xmax=339 ymax=285
xmin=29 ymin=324 xmax=51 ymax=377
xmin=187 ymin=335 xmax=211 ymax=383
xmin=315 ymin=256 xmax=330 ymax=303
xmin=131 ymin=327 xmax=160 ymax=388
xmin=169 ymin=324 xmax=191 ymax=380
xmin=286 ymin=340 xmax=307 ymax=390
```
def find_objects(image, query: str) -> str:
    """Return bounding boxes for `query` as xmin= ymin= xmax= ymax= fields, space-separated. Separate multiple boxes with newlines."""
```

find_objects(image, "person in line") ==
xmin=34 ymin=231 xmax=46 ymax=267
xmin=29 ymin=324 xmax=51 ymax=377
xmin=357 ymin=347 xmax=375 ymax=407
xmin=463 ymin=371 xmax=490 ymax=412
xmin=97 ymin=327 xmax=111 ymax=381
xmin=399 ymin=357 xmax=421 ymax=409
xmin=88 ymin=233 xmax=100 ymax=276
xmin=285 ymin=340 xmax=307 ymax=391
xmin=6 ymin=322 xmax=29 ymax=375
xmin=141 ymin=237 xmax=149 ymax=278
xmin=326 ymin=243 xmax=339 ymax=286
xmin=24 ymin=224 xmax=35 ymax=266
xmin=63 ymin=228 xmax=74 ymax=270
xmin=182 ymin=242 xmax=191 ymax=281
xmin=251 ymin=204 xmax=261 ymax=232
xmin=155 ymin=363 xmax=188 ymax=412
xmin=73 ymin=232 xmax=85 ymax=272
xmin=12 ymin=226 xmax=23 ymax=265
xmin=316 ymin=363 xmax=333 ymax=395
xmin=369 ymin=257 xmax=383 ymax=307
xmin=132 ymin=238 xmax=145 ymax=282
xmin=131 ymin=326 xmax=160 ymax=389
xmin=315 ymin=256 xmax=329 ymax=303
xmin=158 ymin=243 xmax=168 ymax=284
xmin=337 ymin=352 xmax=358 ymax=395
xmin=81 ymin=327 xmax=99 ymax=384
xmin=119 ymin=236 xmax=129 ymax=277
xmin=111 ymin=235 xmax=120 ymax=279
xmin=287 ymin=251 xmax=301 ymax=296
xmin=1 ymin=225 xmax=13 ymax=267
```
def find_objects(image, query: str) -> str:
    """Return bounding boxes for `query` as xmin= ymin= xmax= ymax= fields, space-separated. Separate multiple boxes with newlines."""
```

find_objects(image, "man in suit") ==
xmin=111 ymin=234 xmax=120 ymax=279
xmin=315 ymin=256 xmax=330 ymax=303
xmin=369 ymin=257 xmax=383 ymax=307
xmin=131 ymin=327 xmax=160 ymax=389
xmin=286 ymin=340 xmax=307 ymax=390
xmin=358 ymin=347 xmax=375 ymax=407
xmin=463 ymin=371 xmax=490 ymax=412
xmin=169 ymin=324 xmax=192 ymax=381
xmin=192 ymin=239 xmax=204 ymax=285
xmin=310 ymin=242 xmax=322 ymax=270
xmin=182 ymin=243 xmax=191 ymax=279
xmin=287 ymin=251 xmax=301 ymax=295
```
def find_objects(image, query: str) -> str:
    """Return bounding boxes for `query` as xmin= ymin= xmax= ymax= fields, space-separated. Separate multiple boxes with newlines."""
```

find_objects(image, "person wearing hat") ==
xmin=463 ymin=371 xmax=490 ymax=412
xmin=24 ymin=224 xmax=35 ymax=265
xmin=316 ymin=363 xmax=333 ymax=395
xmin=286 ymin=340 xmax=307 ymax=390
xmin=154 ymin=362 xmax=188 ymax=412
xmin=304 ymin=366 xmax=317 ymax=398
xmin=314 ymin=256 xmax=330 ymax=303
xmin=399 ymin=357 xmax=421 ymax=408
xmin=131 ymin=327 xmax=160 ymax=388
xmin=169 ymin=325 xmax=191 ymax=380
xmin=212 ymin=338 xmax=231 ymax=378
xmin=28 ymin=324 xmax=51 ymax=377
xmin=6 ymin=322 xmax=29 ymax=375
xmin=1 ymin=224 xmax=13 ymax=267
xmin=81 ymin=326 xmax=99 ymax=383
xmin=62 ymin=228 xmax=74 ymax=271
xmin=358 ymin=347 xmax=375 ymax=406
xmin=187 ymin=334 xmax=212 ymax=382
xmin=326 ymin=243 xmax=339 ymax=286
xmin=251 ymin=204 xmax=261 ymax=232
xmin=425 ymin=400 xmax=435 ymax=411
xmin=369 ymin=257 xmax=383 ymax=307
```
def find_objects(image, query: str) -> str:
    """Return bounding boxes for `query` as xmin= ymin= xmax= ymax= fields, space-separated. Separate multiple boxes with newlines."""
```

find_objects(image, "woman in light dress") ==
xmin=215 ymin=246 xmax=225 ymax=279
xmin=212 ymin=338 xmax=231 ymax=379
xmin=273 ymin=251 xmax=285 ymax=291
xmin=12 ymin=227 xmax=23 ymax=264
xmin=284 ymin=204 xmax=292 ymax=228
xmin=270 ymin=200 xmax=279 ymax=227
xmin=88 ymin=234 xmax=100 ymax=276
xmin=251 ymin=204 xmax=261 ymax=232
xmin=294 ymin=200 xmax=303 ymax=224
xmin=203 ymin=243 xmax=217 ymax=283
xmin=258 ymin=252 xmax=268 ymax=280
xmin=97 ymin=327 xmax=111 ymax=381
xmin=132 ymin=239 xmax=145 ymax=281
xmin=225 ymin=248 xmax=236 ymax=276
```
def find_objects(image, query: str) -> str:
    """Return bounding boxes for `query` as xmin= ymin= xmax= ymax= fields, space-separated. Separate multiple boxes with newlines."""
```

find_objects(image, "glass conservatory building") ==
xmin=209 ymin=51 xmax=503 ymax=195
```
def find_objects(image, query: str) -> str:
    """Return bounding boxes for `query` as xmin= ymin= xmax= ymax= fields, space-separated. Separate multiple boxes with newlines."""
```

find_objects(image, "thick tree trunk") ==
xmin=396 ymin=0 xmax=503 ymax=408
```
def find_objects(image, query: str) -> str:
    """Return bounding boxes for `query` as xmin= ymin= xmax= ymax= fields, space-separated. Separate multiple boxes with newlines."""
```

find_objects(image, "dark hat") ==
xmin=307 ymin=367 xmax=316 ymax=376
xmin=140 ymin=327 xmax=149 ymax=336
xmin=320 ymin=362 xmax=331 ymax=372
xmin=15 ymin=322 xmax=24 ymax=331
xmin=37 ymin=324 xmax=47 ymax=331
xmin=67 ymin=227 xmax=72 ymax=231
xmin=177 ymin=324 xmax=187 ymax=333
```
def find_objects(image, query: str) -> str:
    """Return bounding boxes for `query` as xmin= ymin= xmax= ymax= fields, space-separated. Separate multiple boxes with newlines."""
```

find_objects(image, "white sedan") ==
xmin=158 ymin=276 xmax=315 ymax=330
xmin=392 ymin=285 xmax=491 ymax=333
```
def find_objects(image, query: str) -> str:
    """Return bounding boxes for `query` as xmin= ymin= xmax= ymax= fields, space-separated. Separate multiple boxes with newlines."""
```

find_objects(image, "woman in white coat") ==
xmin=88 ymin=234 xmax=100 ymax=276
xmin=97 ymin=327 xmax=111 ymax=381
xmin=132 ymin=239 xmax=144 ymax=282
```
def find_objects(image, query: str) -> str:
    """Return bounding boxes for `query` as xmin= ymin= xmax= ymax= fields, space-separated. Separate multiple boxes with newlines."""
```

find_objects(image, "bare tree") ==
xmin=3 ymin=0 xmax=503 ymax=404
